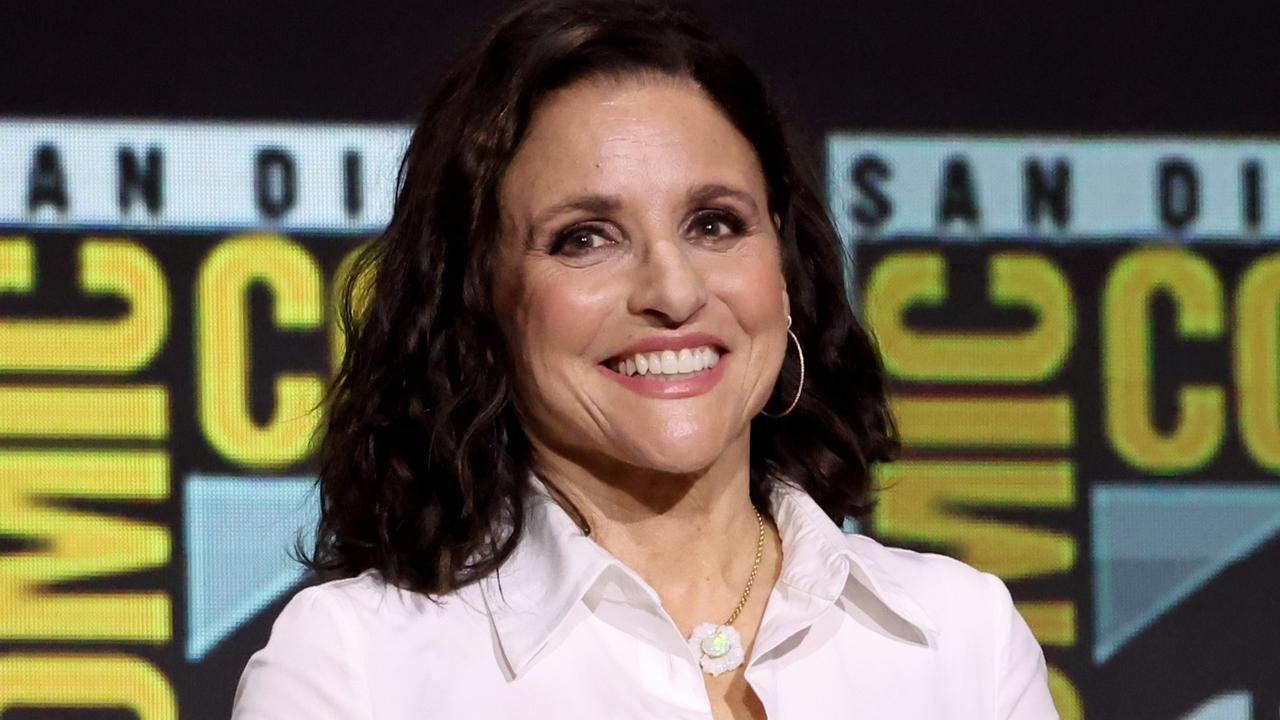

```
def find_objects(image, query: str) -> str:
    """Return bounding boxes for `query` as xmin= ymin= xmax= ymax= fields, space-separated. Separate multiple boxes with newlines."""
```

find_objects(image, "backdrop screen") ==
xmin=1 ymin=120 xmax=1277 ymax=719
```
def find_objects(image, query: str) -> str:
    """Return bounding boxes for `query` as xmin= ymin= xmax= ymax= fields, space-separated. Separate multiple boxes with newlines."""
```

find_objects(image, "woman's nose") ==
xmin=627 ymin=238 xmax=709 ymax=325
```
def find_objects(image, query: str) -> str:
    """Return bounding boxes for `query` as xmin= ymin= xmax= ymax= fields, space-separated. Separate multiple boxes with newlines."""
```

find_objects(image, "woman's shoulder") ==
xmin=843 ymin=534 xmax=1058 ymax=716
xmin=840 ymin=532 xmax=1058 ymax=712
xmin=277 ymin=568 xmax=481 ymax=628
xmin=840 ymin=532 xmax=1022 ymax=635
xmin=232 ymin=574 xmax=384 ymax=717
xmin=232 ymin=570 xmax=488 ymax=717
xmin=251 ymin=568 xmax=489 ymax=671
xmin=843 ymin=532 xmax=1001 ymax=594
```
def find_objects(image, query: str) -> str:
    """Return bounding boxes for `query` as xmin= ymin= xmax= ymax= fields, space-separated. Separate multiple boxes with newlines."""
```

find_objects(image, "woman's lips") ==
xmin=597 ymin=351 xmax=728 ymax=399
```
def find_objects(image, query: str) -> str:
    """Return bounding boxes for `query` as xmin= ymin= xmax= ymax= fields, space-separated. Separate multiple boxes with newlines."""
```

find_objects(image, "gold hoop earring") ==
xmin=761 ymin=316 xmax=804 ymax=418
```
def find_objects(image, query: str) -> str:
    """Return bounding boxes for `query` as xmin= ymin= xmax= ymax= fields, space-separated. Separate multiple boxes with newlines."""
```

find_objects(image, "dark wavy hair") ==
xmin=299 ymin=0 xmax=898 ymax=595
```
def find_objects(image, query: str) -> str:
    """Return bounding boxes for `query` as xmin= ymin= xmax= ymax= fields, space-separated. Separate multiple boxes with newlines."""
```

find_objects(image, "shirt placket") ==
xmin=588 ymin=564 xmax=724 ymax=717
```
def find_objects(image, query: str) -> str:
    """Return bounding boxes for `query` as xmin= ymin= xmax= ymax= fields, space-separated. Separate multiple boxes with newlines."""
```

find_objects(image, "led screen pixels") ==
xmin=1 ymin=120 xmax=381 ymax=719
xmin=831 ymin=135 xmax=1280 ymax=719
xmin=0 ymin=122 xmax=1276 ymax=719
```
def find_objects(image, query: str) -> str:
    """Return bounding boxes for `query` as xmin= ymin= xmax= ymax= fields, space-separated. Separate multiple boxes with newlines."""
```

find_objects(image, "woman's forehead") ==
xmin=500 ymin=76 xmax=767 ymax=215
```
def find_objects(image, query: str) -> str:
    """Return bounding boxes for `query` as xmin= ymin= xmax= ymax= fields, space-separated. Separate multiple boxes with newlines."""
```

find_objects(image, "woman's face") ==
xmin=493 ymin=74 xmax=789 ymax=476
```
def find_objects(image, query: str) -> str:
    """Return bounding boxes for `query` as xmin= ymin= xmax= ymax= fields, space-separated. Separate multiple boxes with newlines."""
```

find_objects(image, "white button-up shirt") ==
xmin=232 ymin=481 xmax=1059 ymax=718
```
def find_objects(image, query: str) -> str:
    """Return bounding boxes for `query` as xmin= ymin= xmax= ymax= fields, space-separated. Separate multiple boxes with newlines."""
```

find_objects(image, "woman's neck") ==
xmin=532 ymin=430 xmax=768 ymax=630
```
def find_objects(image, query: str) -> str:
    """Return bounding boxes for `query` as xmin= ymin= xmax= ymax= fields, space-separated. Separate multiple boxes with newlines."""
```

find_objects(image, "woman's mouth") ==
xmin=597 ymin=345 xmax=727 ymax=398
xmin=606 ymin=345 xmax=720 ymax=379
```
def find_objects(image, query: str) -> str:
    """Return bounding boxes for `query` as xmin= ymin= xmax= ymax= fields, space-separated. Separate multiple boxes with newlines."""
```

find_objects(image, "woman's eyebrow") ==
xmin=524 ymin=194 xmax=622 ymax=248
xmin=532 ymin=194 xmax=623 ymax=229
xmin=686 ymin=183 xmax=758 ymax=212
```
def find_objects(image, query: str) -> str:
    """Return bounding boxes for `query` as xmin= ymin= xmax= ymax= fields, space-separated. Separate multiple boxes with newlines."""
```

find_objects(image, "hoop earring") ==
xmin=761 ymin=317 xmax=804 ymax=419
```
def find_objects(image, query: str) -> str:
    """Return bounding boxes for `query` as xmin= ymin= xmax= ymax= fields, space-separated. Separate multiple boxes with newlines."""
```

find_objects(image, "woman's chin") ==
xmin=622 ymin=430 xmax=732 ymax=475
xmin=638 ymin=453 xmax=718 ymax=476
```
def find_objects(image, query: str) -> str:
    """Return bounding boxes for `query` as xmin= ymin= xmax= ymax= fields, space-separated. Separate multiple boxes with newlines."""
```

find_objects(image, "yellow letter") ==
xmin=0 ymin=237 xmax=32 ymax=292
xmin=195 ymin=233 xmax=324 ymax=468
xmin=864 ymin=251 xmax=1074 ymax=382
xmin=1047 ymin=665 xmax=1083 ymax=720
xmin=0 ymin=239 xmax=168 ymax=373
xmin=1102 ymin=247 xmax=1224 ymax=473
xmin=0 ymin=653 xmax=176 ymax=719
xmin=0 ymin=451 xmax=170 ymax=641
xmin=1236 ymin=252 xmax=1280 ymax=472
xmin=0 ymin=385 xmax=167 ymax=439
xmin=893 ymin=394 xmax=1073 ymax=448
xmin=873 ymin=459 xmax=1075 ymax=580
xmin=1017 ymin=600 xmax=1076 ymax=647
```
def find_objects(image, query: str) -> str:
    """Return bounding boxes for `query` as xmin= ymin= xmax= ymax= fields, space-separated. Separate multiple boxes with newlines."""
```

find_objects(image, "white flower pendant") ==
xmin=687 ymin=623 xmax=745 ymax=676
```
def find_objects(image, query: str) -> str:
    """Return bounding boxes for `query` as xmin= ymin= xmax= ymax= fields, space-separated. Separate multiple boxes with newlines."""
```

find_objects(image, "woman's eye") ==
xmin=550 ymin=226 xmax=611 ymax=256
xmin=689 ymin=211 xmax=745 ymax=241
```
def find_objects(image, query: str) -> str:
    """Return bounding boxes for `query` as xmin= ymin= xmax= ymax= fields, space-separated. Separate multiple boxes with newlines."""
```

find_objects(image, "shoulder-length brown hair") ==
xmin=300 ymin=0 xmax=898 ymax=595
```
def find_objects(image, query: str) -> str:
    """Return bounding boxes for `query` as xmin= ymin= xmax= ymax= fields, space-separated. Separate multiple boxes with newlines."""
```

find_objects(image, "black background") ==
xmin=3 ymin=1 xmax=1278 ymax=138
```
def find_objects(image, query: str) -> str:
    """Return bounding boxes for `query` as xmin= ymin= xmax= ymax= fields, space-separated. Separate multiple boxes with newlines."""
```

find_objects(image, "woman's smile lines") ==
xmin=610 ymin=346 xmax=721 ymax=377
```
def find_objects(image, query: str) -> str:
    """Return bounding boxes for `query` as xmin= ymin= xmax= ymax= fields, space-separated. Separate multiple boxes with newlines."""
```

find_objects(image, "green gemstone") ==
xmin=700 ymin=630 xmax=732 ymax=658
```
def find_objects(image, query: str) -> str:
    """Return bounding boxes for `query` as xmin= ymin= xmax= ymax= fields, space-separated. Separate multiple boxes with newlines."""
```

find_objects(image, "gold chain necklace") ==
xmin=687 ymin=506 xmax=765 ymax=676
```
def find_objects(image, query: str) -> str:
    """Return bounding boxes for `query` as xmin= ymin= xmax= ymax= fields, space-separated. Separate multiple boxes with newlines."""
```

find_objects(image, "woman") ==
xmin=232 ymin=0 xmax=1058 ymax=717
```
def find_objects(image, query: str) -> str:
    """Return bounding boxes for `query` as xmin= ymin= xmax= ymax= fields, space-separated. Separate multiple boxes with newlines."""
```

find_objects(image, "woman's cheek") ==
xmin=518 ymin=274 xmax=609 ymax=368
xmin=713 ymin=257 xmax=786 ymax=328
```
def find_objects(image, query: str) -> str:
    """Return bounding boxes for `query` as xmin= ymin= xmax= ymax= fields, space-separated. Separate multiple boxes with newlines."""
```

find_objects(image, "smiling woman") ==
xmin=230 ymin=1 xmax=1058 ymax=718
xmin=493 ymin=76 xmax=791 ymax=475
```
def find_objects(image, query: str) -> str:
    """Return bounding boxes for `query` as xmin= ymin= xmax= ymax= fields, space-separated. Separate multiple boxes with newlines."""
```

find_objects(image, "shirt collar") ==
xmin=477 ymin=480 xmax=621 ymax=677
xmin=479 ymin=475 xmax=938 ymax=677
xmin=766 ymin=481 xmax=939 ymax=644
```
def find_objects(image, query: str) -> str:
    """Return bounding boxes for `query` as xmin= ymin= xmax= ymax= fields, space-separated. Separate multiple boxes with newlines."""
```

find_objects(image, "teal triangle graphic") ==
xmin=1182 ymin=691 xmax=1252 ymax=720
xmin=1092 ymin=484 xmax=1280 ymax=664
xmin=184 ymin=474 xmax=320 ymax=662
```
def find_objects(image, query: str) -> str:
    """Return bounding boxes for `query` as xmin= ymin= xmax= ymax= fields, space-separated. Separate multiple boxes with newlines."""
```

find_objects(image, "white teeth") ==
xmin=612 ymin=345 xmax=722 ymax=377
xmin=677 ymin=348 xmax=695 ymax=373
xmin=660 ymin=350 xmax=678 ymax=374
